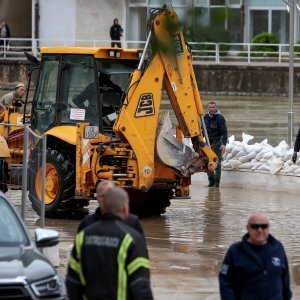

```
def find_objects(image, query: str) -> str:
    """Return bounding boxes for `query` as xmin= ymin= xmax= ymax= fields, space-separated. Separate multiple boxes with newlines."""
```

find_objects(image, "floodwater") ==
xmin=8 ymin=184 xmax=300 ymax=299
xmin=2 ymin=91 xmax=300 ymax=298
xmin=165 ymin=94 xmax=300 ymax=147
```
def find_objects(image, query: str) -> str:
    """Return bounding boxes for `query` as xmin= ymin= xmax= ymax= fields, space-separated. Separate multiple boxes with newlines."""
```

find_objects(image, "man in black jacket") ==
xmin=77 ymin=180 xmax=145 ymax=237
xmin=110 ymin=18 xmax=123 ymax=48
xmin=204 ymin=101 xmax=228 ymax=187
xmin=66 ymin=187 xmax=153 ymax=300
xmin=292 ymin=127 xmax=300 ymax=163
xmin=219 ymin=211 xmax=292 ymax=300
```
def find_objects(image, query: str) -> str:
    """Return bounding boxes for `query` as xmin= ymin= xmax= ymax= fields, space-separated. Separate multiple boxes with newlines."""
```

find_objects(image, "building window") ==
xmin=272 ymin=10 xmax=289 ymax=44
xmin=250 ymin=9 xmax=289 ymax=44
xmin=250 ymin=10 xmax=268 ymax=38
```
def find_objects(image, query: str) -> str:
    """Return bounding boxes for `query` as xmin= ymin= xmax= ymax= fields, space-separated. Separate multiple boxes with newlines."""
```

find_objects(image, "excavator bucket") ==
xmin=155 ymin=111 xmax=196 ymax=176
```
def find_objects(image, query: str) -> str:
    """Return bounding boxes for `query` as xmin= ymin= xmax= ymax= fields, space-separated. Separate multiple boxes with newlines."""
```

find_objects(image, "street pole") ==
xmin=288 ymin=0 xmax=295 ymax=147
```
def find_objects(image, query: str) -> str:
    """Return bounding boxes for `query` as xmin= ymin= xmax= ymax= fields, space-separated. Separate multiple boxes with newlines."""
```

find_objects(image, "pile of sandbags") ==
xmin=222 ymin=133 xmax=300 ymax=176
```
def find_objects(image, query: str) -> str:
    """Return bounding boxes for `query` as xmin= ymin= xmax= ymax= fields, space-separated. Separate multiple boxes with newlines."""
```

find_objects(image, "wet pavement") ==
xmin=2 ymin=91 xmax=300 ymax=298
xmin=8 ymin=183 xmax=300 ymax=299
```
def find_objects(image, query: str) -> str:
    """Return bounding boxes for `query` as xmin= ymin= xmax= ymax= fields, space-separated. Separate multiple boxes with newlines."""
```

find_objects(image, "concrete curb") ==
xmin=192 ymin=170 xmax=300 ymax=194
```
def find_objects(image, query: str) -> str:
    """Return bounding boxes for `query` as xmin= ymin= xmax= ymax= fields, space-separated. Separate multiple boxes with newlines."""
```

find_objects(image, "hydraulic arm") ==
xmin=113 ymin=5 xmax=217 ymax=191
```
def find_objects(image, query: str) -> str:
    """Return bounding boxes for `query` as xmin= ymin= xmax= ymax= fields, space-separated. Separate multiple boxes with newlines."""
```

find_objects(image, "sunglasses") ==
xmin=249 ymin=224 xmax=269 ymax=230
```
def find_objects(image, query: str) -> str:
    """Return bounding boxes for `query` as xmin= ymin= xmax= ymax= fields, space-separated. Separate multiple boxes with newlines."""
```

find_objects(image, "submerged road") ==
xmin=9 ymin=182 xmax=300 ymax=299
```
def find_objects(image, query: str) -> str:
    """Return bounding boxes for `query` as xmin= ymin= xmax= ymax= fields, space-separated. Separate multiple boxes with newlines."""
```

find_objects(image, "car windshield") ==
xmin=0 ymin=199 xmax=28 ymax=246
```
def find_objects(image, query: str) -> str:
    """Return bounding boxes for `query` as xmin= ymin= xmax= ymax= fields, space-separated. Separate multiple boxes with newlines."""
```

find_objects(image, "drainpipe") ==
xmin=287 ymin=0 xmax=295 ymax=147
xmin=31 ymin=0 xmax=39 ymax=56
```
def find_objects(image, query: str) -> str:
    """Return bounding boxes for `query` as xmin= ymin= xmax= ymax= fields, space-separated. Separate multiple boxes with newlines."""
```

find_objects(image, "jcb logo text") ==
xmin=135 ymin=93 xmax=155 ymax=117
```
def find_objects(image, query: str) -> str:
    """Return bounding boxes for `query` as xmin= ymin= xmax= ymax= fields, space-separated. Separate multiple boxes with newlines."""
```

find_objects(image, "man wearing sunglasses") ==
xmin=219 ymin=211 xmax=292 ymax=299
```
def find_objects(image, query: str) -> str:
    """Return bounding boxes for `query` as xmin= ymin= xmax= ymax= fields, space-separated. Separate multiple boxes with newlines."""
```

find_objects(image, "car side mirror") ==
xmin=35 ymin=228 xmax=59 ymax=247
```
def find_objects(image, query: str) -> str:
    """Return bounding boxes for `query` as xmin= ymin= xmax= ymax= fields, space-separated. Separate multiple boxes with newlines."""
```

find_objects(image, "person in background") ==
xmin=219 ymin=211 xmax=292 ymax=300
xmin=0 ymin=19 xmax=10 ymax=53
xmin=66 ymin=187 xmax=153 ymax=300
xmin=0 ymin=82 xmax=26 ymax=112
xmin=110 ymin=18 xmax=123 ymax=48
xmin=0 ymin=136 xmax=10 ymax=193
xmin=292 ymin=127 xmax=300 ymax=163
xmin=77 ymin=180 xmax=145 ymax=237
xmin=204 ymin=101 xmax=228 ymax=187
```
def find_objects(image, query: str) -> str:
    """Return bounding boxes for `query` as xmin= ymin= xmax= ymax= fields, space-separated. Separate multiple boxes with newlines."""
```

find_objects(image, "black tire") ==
xmin=28 ymin=147 xmax=76 ymax=218
xmin=128 ymin=188 xmax=172 ymax=217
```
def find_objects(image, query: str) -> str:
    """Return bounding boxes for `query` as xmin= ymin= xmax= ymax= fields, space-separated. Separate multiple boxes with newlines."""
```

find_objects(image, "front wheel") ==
xmin=28 ymin=147 xmax=76 ymax=218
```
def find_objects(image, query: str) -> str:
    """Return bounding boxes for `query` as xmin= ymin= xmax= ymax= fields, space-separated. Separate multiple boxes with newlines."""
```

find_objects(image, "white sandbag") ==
xmin=273 ymin=140 xmax=290 ymax=157
xmin=231 ymin=146 xmax=243 ymax=157
xmin=242 ymin=132 xmax=254 ymax=144
xmin=244 ymin=144 xmax=263 ymax=154
xmin=284 ymin=159 xmax=293 ymax=166
xmin=255 ymin=149 xmax=270 ymax=160
xmin=246 ymin=151 xmax=257 ymax=160
xmin=225 ymin=144 xmax=233 ymax=153
xmin=259 ymin=158 xmax=268 ymax=163
xmin=283 ymin=149 xmax=293 ymax=162
xmin=261 ymin=139 xmax=272 ymax=149
xmin=269 ymin=157 xmax=284 ymax=174
xmin=235 ymin=149 xmax=247 ymax=158
xmin=251 ymin=162 xmax=263 ymax=170
xmin=224 ymin=153 xmax=233 ymax=161
xmin=294 ymin=167 xmax=300 ymax=175
xmin=222 ymin=162 xmax=231 ymax=169
xmin=284 ymin=166 xmax=296 ymax=174
xmin=223 ymin=159 xmax=241 ymax=169
xmin=280 ymin=163 xmax=297 ymax=172
xmin=273 ymin=148 xmax=284 ymax=158
xmin=239 ymin=162 xmax=253 ymax=169
xmin=263 ymin=151 xmax=274 ymax=159
xmin=228 ymin=135 xmax=235 ymax=144
xmin=257 ymin=164 xmax=270 ymax=171
xmin=238 ymin=155 xmax=250 ymax=163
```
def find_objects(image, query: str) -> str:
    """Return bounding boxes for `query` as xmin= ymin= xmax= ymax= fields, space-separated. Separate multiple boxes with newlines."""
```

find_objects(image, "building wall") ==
xmin=38 ymin=0 xmax=125 ymax=45
xmin=39 ymin=0 xmax=76 ymax=43
xmin=76 ymin=0 xmax=125 ymax=42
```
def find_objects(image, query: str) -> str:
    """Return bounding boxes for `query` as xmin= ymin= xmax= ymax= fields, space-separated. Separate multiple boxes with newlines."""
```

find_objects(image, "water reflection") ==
xmin=202 ymin=188 xmax=222 ymax=246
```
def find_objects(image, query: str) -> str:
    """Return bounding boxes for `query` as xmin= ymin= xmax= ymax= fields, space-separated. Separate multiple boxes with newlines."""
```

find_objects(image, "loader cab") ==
xmin=30 ymin=54 xmax=100 ymax=135
xmin=30 ymin=49 xmax=140 ymax=135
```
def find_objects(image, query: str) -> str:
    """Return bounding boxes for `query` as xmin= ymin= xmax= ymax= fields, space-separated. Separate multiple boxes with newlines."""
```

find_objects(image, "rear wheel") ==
xmin=128 ymin=188 xmax=172 ymax=217
xmin=28 ymin=147 xmax=77 ymax=218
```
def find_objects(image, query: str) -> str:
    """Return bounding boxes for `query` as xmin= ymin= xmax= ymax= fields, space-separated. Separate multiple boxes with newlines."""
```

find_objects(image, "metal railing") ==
xmin=1 ymin=37 xmax=300 ymax=65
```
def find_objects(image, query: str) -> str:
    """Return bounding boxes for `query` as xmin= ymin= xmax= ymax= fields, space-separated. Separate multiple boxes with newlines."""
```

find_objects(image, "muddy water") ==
xmin=8 ymin=185 xmax=300 ymax=299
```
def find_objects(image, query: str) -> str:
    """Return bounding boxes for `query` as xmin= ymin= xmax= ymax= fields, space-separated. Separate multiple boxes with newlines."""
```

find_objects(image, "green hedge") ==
xmin=250 ymin=32 xmax=279 ymax=57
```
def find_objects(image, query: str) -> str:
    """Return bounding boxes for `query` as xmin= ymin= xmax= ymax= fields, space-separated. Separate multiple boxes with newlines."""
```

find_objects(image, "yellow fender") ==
xmin=0 ymin=135 xmax=10 ymax=157
xmin=45 ymin=126 xmax=77 ymax=145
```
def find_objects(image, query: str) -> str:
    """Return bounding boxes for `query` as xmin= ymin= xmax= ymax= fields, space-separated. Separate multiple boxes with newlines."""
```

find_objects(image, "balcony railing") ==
xmin=1 ymin=38 xmax=300 ymax=65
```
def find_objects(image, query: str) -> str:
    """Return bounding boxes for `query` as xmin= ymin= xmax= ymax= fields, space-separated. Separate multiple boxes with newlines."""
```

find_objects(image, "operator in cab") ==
xmin=72 ymin=72 xmax=122 ymax=109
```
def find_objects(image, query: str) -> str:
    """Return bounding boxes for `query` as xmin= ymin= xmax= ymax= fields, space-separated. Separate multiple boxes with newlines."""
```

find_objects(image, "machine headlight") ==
xmin=31 ymin=275 xmax=63 ymax=297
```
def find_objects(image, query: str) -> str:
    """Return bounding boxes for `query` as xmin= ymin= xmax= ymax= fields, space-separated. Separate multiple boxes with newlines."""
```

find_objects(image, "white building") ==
xmin=0 ymin=0 xmax=299 ymax=46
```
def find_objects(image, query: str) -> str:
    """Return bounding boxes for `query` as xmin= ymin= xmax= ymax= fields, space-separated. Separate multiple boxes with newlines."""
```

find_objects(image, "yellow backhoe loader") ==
xmin=24 ymin=4 xmax=217 ymax=217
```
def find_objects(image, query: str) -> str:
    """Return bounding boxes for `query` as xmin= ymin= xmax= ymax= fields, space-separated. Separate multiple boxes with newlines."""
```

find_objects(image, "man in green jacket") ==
xmin=0 ymin=82 xmax=26 ymax=112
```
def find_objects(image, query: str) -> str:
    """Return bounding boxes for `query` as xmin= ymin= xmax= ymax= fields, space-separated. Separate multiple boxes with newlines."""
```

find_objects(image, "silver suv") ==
xmin=0 ymin=192 xmax=67 ymax=299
